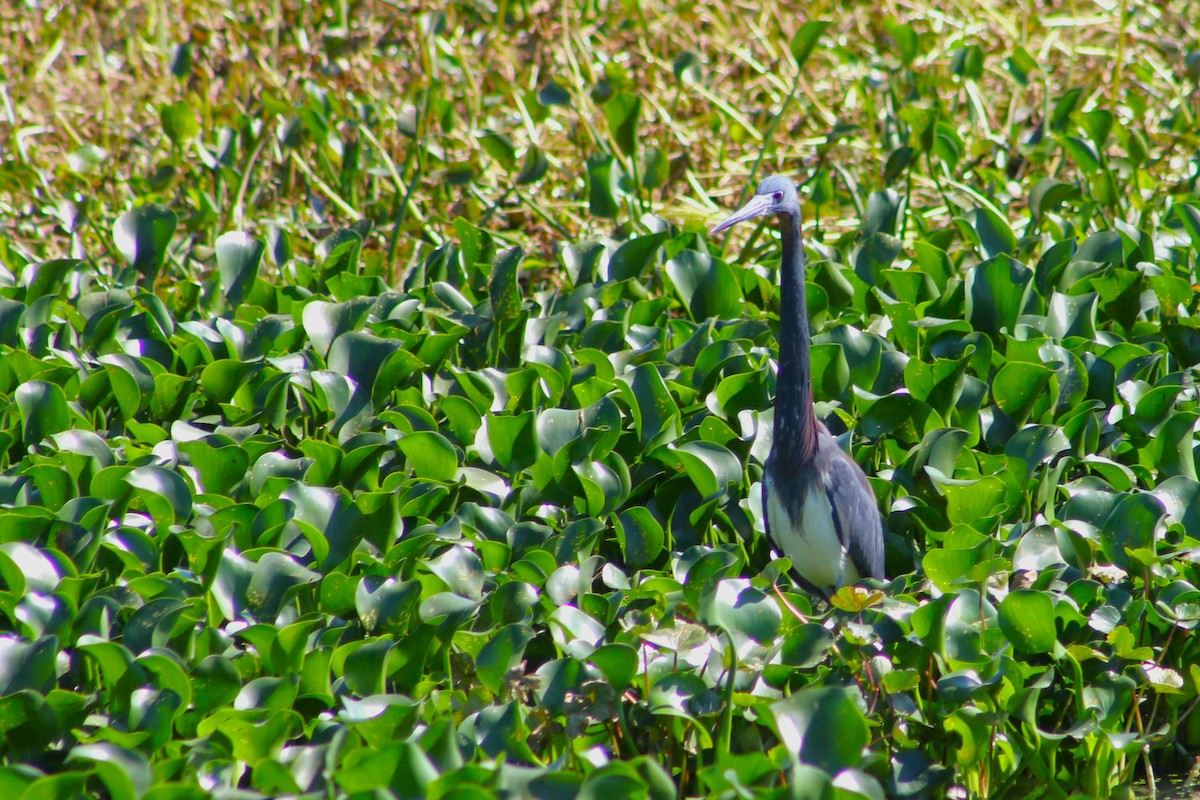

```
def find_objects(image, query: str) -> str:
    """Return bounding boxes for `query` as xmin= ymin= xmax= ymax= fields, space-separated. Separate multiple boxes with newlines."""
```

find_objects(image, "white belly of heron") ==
xmin=764 ymin=474 xmax=860 ymax=592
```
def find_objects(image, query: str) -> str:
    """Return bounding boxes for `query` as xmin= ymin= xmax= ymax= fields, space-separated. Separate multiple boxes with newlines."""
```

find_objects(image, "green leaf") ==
xmin=619 ymin=364 xmax=680 ymax=448
xmin=215 ymin=231 xmax=265 ymax=307
xmin=615 ymin=506 xmax=664 ymax=569
xmin=0 ymin=636 xmax=58 ymax=695
xmin=1175 ymin=203 xmax=1200 ymax=252
xmin=516 ymin=146 xmax=548 ymax=185
xmin=66 ymin=743 xmax=152 ymax=800
xmin=489 ymin=246 xmax=523 ymax=335
xmin=900 ymin=105 xmax=937 ymax=153
xmin=396 ymin=431 xmax=458 ymax=482
xmin=589 ymin=643 xmax=639 ymax=692
xmin=15 ymin=380 xmax=71 ymax=445
xmin=603 ymin=93 xmax=640 ymax=157
xmin=1101 ymin=494 xmax=1164 ymax=570
xmin=998 ymin=589 xmax=1056 ymax=654
xmin=124 ymin=466 xmax=192 ymax=529
xmin=664 ymin=441 xmax=741 ymax=499
xmin=767 ymin=687 xmax=868 ymax=773
xmin=113 ymin=205 xmax=177 ymax=287
xmin=586 ymin=154 xmax=626 ymax=219
xmin=475 ymin=623 xmax=534 ymax=694
xmin=789 ymin=21 xmax=831 ymax=68
xmin=965 ymin=255 xmax=1031 ymax=336
xmin=958 ymin=207 xmax=1016 ymax=259
xmin=610 ymin=231 xmax=669 ymax=282
xmin=159 ymin=100 xmax=199 ymax=145
xmin=478 ymin=130 xmax=517 ymax=173
xmin=1029 ymin=178 xmax=1080 ymax=220
xmin=698 ymin=578 xmax=781 ymax=644
xmin=666 ymin=251 xmax=744 ymax=320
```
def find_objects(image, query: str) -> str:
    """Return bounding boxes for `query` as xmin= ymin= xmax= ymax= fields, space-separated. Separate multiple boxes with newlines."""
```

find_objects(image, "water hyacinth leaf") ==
xmin=113 ymin=205 xmax=177 ymax=286
xmin=768 ymin=687 xmax=868 ymax=773
xmin=160 ymin=99 xmax=199 ymax=145
xmin=66 ymin=742 xmax=152 ymax=800
xmin=698 ymin=578 xmax=781 ymax=644
xmin=100 ymin=354 xmax=154 ymax=420
xmin=68 ymin=144 xmax=107 ymax=175
xmin=490 ymin=246 xmax=523 ymax=335
xmin=1 ymin=543 xmax=59 ymax=595
xmin=610 ymin=231 xmax=669 ymax=282
xmin=478 ymin=130 xmax=516 ymax=173
xmin=620 ymin=364 xmax=680 ymax=448
xmin=965 ymin=255 xmax=1031 ymax=335
xmin=213 ymin=548 xmax=254 ymax=621
xmin=278 ymin=482 xmax=363 ymax=569
xmin=15 ymin=380 xmax=71 ymax=445
xmin=665 ymin=441 xmax=741 ymax=499
xmin=666 ymin=250 xmax=744 ymax=320
xmin=1005 ymin=425 xmax=1069 ymax=482
xmin=302 ymin=298 xmax=375 ymax=358
xmin=641 ymin=147 xmax=669 ymax=190
xmin=191 ymin=655 xmax=241 ymax=716
xmin=0 ymin=635 xmax=58 ymax=695
xmin=549 ymin=605 xmax=605 ymax=653
xmin=1030 ymin=178 xmax=1080 ymax=220
xmin=216 ymin=231 xmax=265 ymax=307
xmin=327 ymin=331 xmax=404 ymax=420
xmin=1101 ymin=493 xmax=1164 ymax=569
xmin=427 ymin=545 xmax=485 ymax=600
xmin=1151 ymin=476 xmax=1200 ymax=531
xmin=475 ymin=623 xmax=534 ymax=694
xmin=516 ymin=145 xmax=549 ymax=185
xmin=998 ymin=589 xmax=1056 ymax=654
xmin=22 ymin=258 xmax=80 ymax=303
xmin=356 ymin=576 xmax=421 ymax=634
xmin=862 ymin=189 xmax=901 ymax=236
xmin=589 ymin=643 xmax=639 ymax=692
xmin=779 ymin=623 xmax=835 ymax=668
xmin=396 ymin=431 xmax=458 ymax=482
xmin=487 ymin=411 xmax=538 ymax=473
xmin=538 ymin=79 xmax=571 ymax=106
xmin=125 ymin=466 xmax=192 ymax=529
xmin=899 ymin=105 xmax=937 ymax=153
xmin=177 ymin=436 xmax=249 ymax=495
xmin=247 ymin=552 xmax=320 ymax=620
xmin=942 ymin=476 xmax=1007 ymax=529
xmin=992 ymin=362 xmax=1053 ymax=422
xmin=123 ymin=597 xmax=187 ymax=653
xmin=616 ymin=506 xmax=665 ymax=569
xmin=603 ymin=93 xmax=640 ymax=156
xmin=587 ymin=153 xmax=625 ymax=219
xmin=334 ymin=740 xmax=438 ymax=795
xmin=1174 ymin=203 xmax=1200 ymax=251
xmin=316 ymin=228 xmax=363 ymax=279
xmin=195 ymin=708 xmax=299 ymax=765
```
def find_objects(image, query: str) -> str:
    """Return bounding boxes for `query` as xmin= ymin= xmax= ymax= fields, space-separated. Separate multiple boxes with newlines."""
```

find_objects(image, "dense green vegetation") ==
xmin=3 ymin=1 xmax=1200 ymax=797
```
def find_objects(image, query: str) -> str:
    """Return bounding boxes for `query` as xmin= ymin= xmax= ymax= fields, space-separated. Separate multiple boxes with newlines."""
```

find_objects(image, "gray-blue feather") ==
xmin=823 ymin=450 xmax=884 ymax=581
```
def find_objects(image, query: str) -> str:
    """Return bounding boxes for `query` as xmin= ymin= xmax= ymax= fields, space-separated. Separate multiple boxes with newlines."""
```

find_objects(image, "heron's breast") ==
xmin=763 ymin=474 xmax=850 ymax=591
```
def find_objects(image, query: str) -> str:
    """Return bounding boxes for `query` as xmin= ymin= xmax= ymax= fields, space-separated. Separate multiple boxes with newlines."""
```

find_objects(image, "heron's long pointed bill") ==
xmin=710 ymin=194 xmax=774 ymax=235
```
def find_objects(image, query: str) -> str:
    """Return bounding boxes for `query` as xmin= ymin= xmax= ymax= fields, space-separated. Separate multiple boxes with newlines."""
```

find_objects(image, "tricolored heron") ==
xmin=712 ymin=175 xmax=884 ymax=597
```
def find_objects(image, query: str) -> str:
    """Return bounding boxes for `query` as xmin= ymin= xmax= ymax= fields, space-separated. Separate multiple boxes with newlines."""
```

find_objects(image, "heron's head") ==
xmin=710 ymin=175 xmax=800 ymax=235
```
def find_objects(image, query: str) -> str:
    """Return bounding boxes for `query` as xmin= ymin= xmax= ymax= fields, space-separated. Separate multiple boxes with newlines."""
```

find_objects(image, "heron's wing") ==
xmin=824 ymin=453 xmax=884 ymax=580
xmin=761 ymin=479 xmax=770 ymax=539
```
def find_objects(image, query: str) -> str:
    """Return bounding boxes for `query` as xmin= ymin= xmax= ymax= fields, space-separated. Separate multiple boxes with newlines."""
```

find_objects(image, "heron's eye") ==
xmin=773 ymin=192 xmax=783 ymax=202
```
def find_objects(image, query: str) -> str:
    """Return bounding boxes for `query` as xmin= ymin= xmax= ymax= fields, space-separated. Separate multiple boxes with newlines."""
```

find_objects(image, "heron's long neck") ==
xmin=774 ymin=212 xmax=817 ymax=467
